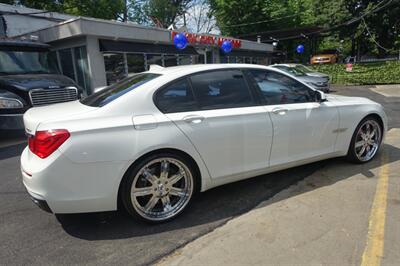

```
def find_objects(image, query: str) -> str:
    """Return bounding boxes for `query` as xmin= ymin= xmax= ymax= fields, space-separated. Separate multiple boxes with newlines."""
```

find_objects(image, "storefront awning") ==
xmin=99 ymin=39 xmax=199 ymax=55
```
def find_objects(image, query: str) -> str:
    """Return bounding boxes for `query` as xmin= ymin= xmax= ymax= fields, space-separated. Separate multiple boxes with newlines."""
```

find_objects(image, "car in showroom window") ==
xmin=21 ymin=64 xmax=387 ymax=223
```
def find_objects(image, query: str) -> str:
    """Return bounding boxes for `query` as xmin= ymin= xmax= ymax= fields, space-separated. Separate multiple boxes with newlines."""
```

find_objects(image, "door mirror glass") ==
xmin=315 ymin=90 xmax=327 ymax=102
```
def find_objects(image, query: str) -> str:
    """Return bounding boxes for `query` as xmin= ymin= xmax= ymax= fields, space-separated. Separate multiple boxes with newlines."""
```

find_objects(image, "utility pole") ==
xmin=123 ymin=0 xmax=128 ymax=22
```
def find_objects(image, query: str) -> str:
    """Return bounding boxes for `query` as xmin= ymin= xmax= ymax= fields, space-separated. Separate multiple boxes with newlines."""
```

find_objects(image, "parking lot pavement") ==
xmin=0 ymin=85 xmax=399 ymax=265
xmin=158 ymin=129 xmax=400 ymax=266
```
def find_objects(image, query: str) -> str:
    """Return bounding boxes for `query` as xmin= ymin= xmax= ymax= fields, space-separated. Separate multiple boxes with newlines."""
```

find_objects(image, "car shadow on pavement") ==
xmin=57 ymin=143 xmax=400 ymax=241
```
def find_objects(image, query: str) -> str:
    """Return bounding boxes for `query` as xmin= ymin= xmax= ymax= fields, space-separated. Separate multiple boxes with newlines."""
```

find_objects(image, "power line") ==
xmin=288 ymin=0 xmax=395 ymax=39
xmin=361 ymin=17 xmax=390 ymax=51
xmin=223 ymin=14 xmax=297 ymax=28
xmin=229 ymin=0 xmax=393 ymax=30
xmin=243 ymin=0 xmax=396 ymax=42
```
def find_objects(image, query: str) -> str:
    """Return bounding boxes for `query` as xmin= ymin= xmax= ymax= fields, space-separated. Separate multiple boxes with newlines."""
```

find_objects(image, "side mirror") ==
xmin=315 ymin=90 xmax=327 ymax=102
xmin=93 ymin=86 xmax=107 ymax=93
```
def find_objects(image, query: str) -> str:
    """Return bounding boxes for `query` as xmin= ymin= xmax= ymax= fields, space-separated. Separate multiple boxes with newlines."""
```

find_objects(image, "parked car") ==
xmin=310 ymin=49 xmax=339 ymax=64
xmin=21 ymin=64 xmax=386 ymax=223
xmin=271 ymin=64 xmax=330 ymax=92
xmin=0 ymin=40 xmax=80 ymax=131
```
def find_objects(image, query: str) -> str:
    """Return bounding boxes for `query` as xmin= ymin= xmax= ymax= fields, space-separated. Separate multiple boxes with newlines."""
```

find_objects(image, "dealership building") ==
xmin=1 ymin=4 xmax=274 ymax=95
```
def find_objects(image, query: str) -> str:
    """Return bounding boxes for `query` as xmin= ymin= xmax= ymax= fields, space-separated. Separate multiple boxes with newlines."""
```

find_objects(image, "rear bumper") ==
xmin=0 ymin=114 xmax=24 ymax=130
xmin=20 ymin=147 xmax=127 ymax=214
xmin=29 ymin=194 xmax=52 ymax=213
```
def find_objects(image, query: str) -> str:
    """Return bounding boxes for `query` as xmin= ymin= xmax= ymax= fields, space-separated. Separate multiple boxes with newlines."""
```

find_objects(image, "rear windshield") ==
xmin=81 ymin=73 xmax=161 ymax=107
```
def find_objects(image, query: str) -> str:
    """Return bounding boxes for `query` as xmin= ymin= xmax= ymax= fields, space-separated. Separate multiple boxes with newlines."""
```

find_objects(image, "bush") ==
xmin=310 ymin=61 xmax=400 ymax=85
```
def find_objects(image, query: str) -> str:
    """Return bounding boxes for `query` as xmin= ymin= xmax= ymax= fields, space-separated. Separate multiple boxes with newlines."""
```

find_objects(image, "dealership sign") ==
xmin=171 ymin=31 xmax=241 ymax=49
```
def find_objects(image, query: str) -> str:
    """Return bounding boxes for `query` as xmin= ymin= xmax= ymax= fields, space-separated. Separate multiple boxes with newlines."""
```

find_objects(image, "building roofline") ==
xmin=18 ymin=17 xmax=273 ymax=52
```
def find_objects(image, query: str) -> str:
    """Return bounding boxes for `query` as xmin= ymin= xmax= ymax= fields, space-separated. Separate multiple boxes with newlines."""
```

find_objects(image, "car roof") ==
xmin=147 ymin=64 xmax=275 ymax=76
xmin=272 ymin=64 xmax=300 ymax=67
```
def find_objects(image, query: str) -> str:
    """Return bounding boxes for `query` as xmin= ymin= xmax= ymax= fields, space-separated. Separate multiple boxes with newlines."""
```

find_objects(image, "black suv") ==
xmin=0 ymin=40 xmax=80 ymax=131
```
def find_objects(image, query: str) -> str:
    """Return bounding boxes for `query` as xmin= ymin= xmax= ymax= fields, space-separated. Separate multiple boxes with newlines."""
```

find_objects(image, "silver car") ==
xmin=272 ymin=64 xmax=330 ymax=92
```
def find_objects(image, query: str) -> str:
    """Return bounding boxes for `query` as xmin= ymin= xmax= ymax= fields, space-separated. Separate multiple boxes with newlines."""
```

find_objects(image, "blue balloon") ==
xmin=221 ymin=40 xmax=233 ymax=53
xmin=174 ymin=33 xmax=188 ymax=50
xmin=296 ymin=44 xmax=305 ymax=54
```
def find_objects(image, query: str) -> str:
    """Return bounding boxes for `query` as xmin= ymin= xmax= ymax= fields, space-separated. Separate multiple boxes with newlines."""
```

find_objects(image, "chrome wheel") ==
xmin=130 ymin=157 xmax=193 ymax=221
xmin=354 ymin=119 xmax=382 ymax=162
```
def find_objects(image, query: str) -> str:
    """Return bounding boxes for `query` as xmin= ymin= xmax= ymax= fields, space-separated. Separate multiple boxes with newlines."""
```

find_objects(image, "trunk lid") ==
xmin=23 ymin=100 xmax=96 ymax=134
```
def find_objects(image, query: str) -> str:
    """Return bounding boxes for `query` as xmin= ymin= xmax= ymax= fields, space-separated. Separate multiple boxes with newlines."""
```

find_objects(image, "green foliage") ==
xmin=209 ymin=0 xmax=400 ymax=59
xmin=63 ymin=0 xmax=125 ymax=20
xmin=9 ymin=0 xmax=125 ymax=20
xmin=17 ymin=0 xmax=64 ymax=12
xmin=311 ymin=61 xmax=400 ymax=85
xmin=0 ymin=0 xmax=17 ymax=5
xmin=142 ymin=0 xmax=191 ymax=28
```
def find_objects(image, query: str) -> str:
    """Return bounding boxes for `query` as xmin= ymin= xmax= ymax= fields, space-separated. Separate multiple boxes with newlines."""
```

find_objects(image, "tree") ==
xmin=8 ymin=0 xmax=125 ymax=20
xmin=17 ymin=0 xmax=64 ymax=12
xmin=63 ymin=0 xmax=125 ymax=20
xmin=209 ymin=0 xmax=400 ymax=59
xmin=175 ymin=0 xmax=217 ymax=33
xmin=0 ymin=0 xmax=18 ymax=5
xmin=138 ymin=0 xmax=191 ymax=28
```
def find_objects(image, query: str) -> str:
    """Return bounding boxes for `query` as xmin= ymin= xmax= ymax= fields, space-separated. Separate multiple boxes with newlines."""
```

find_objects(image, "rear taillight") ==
xmin=28 ymin=129 xmax=70 ymax=159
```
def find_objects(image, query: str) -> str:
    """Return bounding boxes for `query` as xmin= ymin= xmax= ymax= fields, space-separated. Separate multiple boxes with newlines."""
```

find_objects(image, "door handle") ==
xmin=272 ymin=107 xmax=289 ymax=115
xmin=183 ymin=115 xmax=205 ymax=124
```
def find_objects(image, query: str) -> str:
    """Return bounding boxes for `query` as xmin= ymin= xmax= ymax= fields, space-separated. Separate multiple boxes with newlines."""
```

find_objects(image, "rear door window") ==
xmin=155 ymin=79 xmax=197 ymax=113
xmin=189 ymin=69 xmax=254 ymax=110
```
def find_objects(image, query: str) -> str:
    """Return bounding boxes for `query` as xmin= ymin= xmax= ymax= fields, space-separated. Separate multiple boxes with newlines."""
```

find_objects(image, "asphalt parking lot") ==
xmin=1 ymin=85 xmax=399 ymax=265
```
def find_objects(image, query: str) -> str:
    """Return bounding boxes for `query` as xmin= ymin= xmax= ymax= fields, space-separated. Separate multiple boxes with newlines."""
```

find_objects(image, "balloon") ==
xmin=296 ymin=44 xmax=305 ymax=54
xmin=174 ymin=33 xmax=188 ymax=50
xmin=221 ymin=40 xmax=233 ymax=53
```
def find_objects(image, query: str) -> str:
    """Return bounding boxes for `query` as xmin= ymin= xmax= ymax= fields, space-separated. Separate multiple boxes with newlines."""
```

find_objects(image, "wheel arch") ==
xmin=117 ymin=148 xmax=202 ymax=210
xmin=364 ymin=113 xmax=385 ymax=132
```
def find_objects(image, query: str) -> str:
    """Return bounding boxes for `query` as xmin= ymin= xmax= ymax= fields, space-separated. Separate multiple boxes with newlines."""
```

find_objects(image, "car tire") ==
xmin=121 ymin=152 xmax=198 ymax=223
xmin=346 ymin=116 xmax=383 ymax=164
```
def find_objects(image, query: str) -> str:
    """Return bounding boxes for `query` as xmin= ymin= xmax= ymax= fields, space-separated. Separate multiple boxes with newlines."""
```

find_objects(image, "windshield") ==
xmin=81 ymin=73 xmax=161 ymax=107
xmin=294 ymin=65 xmax=313 ymax=73
xmin=0 ymin=50 xmax=57 ymax=75
xmin=275 ymin=66 xmax=306 ymax=76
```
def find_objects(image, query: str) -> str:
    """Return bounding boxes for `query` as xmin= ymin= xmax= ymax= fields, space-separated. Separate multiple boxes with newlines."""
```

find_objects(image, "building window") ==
xmin=192 ymin=54 xmax=205 ymax=64
xmin=177 ymin=55 xmax=192 ymax=65
xmin=127 ymin=53 xmax=145 ymax=74
xmin=146 ymin=54 xmax=163 ymax=69
xmin=48 ymin=51 xmax=60 ymax=73
xmin=59 ymin=48 xmax=75 ymax=81
xmin=74 ymin=46 xmax=91 ymax=95
xmin=220 ymin=56 xmax=228 ymax=63
xmin=164 ymin=54 xmax=178 ymax=67
xmin=206 ymin=51 xmax=213 ymax=64
xmin=103 ymin=53 xmax=126 ymax=85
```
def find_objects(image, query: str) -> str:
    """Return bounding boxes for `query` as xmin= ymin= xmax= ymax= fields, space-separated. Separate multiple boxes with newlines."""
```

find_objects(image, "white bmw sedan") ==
xmin=21 ymin=64 xmax=387 ymax=223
